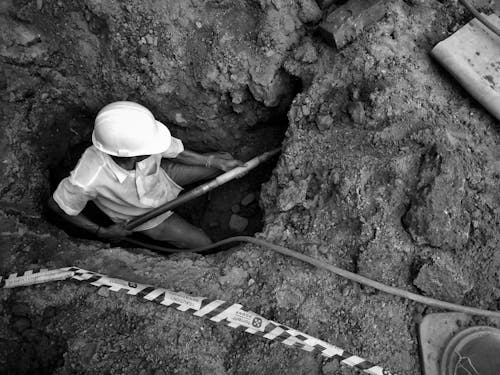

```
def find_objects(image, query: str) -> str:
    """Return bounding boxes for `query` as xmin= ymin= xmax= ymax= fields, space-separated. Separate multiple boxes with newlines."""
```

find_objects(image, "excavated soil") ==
xmin=2 ymin=0 xmax=500 ymax=374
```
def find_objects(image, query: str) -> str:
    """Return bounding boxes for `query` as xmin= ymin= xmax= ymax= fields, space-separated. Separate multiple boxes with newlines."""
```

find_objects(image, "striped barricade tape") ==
xmin=1 ymin=267 xmax=395 ymax=375
xmin=0 ymin=268 xmax=75 ymax=288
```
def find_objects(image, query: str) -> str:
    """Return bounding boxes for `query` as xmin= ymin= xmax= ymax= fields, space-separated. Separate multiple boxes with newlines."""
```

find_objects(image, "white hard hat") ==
xmin=92 ymin=101 xmax=171 ymax=157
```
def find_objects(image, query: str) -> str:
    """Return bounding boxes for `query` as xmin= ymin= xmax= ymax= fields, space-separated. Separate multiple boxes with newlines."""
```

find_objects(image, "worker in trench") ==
xmin=48 ymin=101 xmax=243 ymax=249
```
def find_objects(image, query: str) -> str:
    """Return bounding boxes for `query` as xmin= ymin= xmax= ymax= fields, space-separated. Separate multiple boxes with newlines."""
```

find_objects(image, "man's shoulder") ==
xmin=80 ymin=145 xmax=107 ymax=166
xmin=69 ymin=145 xmax=107 ymax=187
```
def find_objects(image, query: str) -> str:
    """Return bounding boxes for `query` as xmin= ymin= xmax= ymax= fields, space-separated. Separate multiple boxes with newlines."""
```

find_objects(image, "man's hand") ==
xmin=206 ymin=152 xmax=244 ymax=172
xmin=97 ymin=224 xmax=133 ymax=242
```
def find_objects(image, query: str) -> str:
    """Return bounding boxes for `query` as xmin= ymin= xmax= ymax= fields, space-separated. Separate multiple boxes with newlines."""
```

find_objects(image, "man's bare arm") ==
xmin=47 ymin=197 xmax=131 ymax=240
xmin=173 ymin=150 xmax=243 ymax=171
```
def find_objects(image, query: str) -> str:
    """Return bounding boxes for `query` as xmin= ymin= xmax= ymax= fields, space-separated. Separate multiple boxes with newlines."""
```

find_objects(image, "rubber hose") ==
xmin=124 ymin=236 xmax=500 ymax=319
xmin=458 ymin=0 xmax=500 ymax=38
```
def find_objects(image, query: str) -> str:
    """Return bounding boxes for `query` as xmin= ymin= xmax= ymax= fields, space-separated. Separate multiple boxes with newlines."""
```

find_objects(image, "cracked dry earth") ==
xmin=1 ymin=0 xmax=500 ymax=374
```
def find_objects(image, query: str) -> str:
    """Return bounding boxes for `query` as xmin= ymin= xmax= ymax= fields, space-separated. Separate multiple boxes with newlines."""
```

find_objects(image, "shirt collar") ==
xmin=101 ymin=153 xmax=132 ymax=183
xmin=101 ymin=153 xmax=158 ymax=183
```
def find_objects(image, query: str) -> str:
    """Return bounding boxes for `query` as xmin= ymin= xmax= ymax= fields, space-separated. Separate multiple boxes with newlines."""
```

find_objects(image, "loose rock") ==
xmin=297 ymin=0 xmax=323 ymax=23
xmin=294 ymin=41 xmax=318 ymax=63
xmin=319 ymin=0 xmax=387 ymax=48
xmin=414 ymin=251 xmax=474 ymax=303
xmin=322 ymin=359 xmax=340 ymax=374
xmin=97 ymin=287 xmax=110 ymax=297
xmin=277 ymin=179 xmax=309 ymax=211
xmin=229 ymin=214 xmax=248 ymax=233
xmin=240 ymin=193 xmax=255 ymax=206
xmin=316 ymin=114 xmax=334 ymax=131
xmin=347 ymin=101 xmax=366 ymax=124
xmin=402 ymin=147 xmax=470 ymax=251
xmin=219 ymin=267 xmax=249 ymax=286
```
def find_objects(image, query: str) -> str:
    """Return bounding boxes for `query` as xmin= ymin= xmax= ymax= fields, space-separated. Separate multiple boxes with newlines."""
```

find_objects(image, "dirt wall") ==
xmin=1 ymin=0 xmax=316 ymax=211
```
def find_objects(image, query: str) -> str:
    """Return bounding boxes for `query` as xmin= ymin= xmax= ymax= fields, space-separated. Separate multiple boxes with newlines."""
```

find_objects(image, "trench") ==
xmin=3 ymin=301 xmax=67 ymax=375
xmin=3 ymin=0 xmax=305 ymax=254
xmin=46 ymin=99 xmax=296 ymax=250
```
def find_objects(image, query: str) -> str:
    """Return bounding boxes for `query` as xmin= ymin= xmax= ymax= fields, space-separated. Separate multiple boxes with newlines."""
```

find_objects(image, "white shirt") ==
xmin=53 ymin=137 xmax=184 ymax=231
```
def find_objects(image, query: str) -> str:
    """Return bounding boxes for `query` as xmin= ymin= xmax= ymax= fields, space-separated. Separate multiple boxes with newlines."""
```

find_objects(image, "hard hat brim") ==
xmin=150 ymin=120 xmax=172 ymax=155
xmin=92 ymin=120 xmax=172 ymax=157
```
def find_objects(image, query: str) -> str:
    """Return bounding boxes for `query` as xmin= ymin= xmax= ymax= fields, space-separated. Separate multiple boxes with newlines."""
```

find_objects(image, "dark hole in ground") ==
xmin=174 ymin=119 xmax=287 ymax=243
xmin=46 ymin=112 xmax=289 ymax=250
xmin=2 ymin=301 xmax=67 ymax=375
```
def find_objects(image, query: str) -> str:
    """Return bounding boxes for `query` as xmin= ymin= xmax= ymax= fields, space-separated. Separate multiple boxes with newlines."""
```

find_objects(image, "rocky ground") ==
xmin=1 ymin=0 xmax=500 ymax=374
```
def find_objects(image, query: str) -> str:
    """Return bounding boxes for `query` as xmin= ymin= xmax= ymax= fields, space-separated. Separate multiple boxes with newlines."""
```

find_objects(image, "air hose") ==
xmin=118 ymin=146 xmax=500 ymax=319
xmin=124 ymin=236 xmax=500 ymax=319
